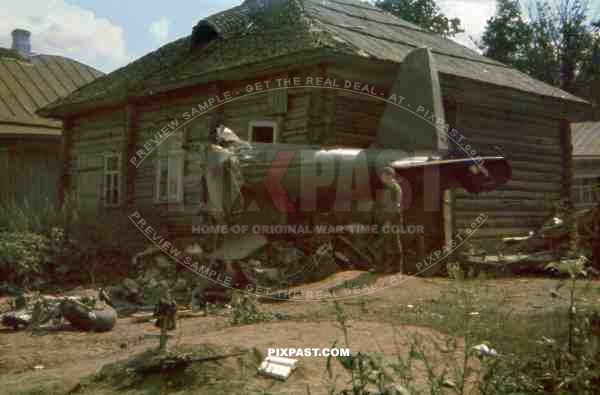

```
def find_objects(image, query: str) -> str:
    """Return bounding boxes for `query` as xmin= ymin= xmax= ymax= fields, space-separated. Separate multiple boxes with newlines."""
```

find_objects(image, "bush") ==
xmin=57 ymin=210 xmax=141 ymax=285
xmin=0 ymin=196 xmax=78 ymax=235
xmin=0 ymin=228 xmax=63 ymax=287
xmin=0 ymin=196 xmax=139 ymax=288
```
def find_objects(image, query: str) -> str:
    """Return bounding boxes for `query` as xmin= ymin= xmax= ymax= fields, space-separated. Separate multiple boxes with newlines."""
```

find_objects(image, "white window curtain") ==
xmin=103 ymin=153 xmax=121 ymax=207
xmin=155 ymin=129 xmax=185 ymax=203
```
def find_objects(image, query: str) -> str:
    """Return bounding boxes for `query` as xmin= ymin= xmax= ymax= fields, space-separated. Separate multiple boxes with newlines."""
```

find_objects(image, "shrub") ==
xmin=0 ymin=195 xmax=78 ymax=235
xmin=230 ymin=292 xmax=274 ymax=325
xmin=0 ymin=195 xmax=138 ymax=288
xmin=0 ymin=229 xmax=63 ymax=287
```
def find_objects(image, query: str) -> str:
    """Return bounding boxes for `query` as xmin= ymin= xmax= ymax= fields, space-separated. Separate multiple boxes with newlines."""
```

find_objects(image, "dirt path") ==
xmin=1 ymin=275 xmax=599 ymax=394
xmin=0 ymin=318 xmax=471 ymax=395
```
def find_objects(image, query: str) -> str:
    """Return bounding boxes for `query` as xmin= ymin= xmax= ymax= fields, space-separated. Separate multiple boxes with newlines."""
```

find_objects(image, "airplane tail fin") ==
xmin=375 ymin=47 xmax=448 ymax=153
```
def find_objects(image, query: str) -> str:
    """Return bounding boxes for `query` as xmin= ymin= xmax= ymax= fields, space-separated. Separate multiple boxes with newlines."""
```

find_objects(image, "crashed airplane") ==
xmin=201 ymin=48 xmax=511 ymax=273
xmin=205 ymin=49 xmax=510 ymax=215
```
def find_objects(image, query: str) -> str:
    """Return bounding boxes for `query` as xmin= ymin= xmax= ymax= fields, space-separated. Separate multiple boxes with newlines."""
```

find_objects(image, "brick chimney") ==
xmin=11 ymin=29 xmax=31 ymax=57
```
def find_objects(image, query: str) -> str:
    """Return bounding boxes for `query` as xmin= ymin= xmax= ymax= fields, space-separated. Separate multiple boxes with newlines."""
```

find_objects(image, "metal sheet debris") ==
xmin=257 ymin=356 xmax=298 ymax=381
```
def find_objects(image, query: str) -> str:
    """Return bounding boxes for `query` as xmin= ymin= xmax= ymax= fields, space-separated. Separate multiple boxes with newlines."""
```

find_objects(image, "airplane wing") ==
xmin=392 ymin=155 xmax=512 ymax=194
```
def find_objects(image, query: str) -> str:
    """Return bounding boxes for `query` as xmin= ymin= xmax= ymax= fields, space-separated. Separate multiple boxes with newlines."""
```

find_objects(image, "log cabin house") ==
xmin=0 ymin=29 xmax=103 ymax=209
xmin=39 ymin=0 xmax=590 ymax=254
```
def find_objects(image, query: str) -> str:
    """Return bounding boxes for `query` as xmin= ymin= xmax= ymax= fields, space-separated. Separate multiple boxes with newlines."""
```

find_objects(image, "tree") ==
xmin=578 ymin=19 xmax=600 ymax=104
xmin=375 ymin=0 xmax=464 ymax=37
xmin=548 ymin=0 xmax=592 ymax=92
xmin=524 ymin=1 xmax=561 ymax=86
xmin=481 ymin=0 xmax=598 ymax=94
xmin=480 ymin=0 xmax=532 ymax=71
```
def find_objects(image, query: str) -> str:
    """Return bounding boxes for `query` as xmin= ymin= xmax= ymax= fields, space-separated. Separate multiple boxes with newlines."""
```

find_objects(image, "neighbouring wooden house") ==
xmin=39 ymin=0 xmax=590 ymax=251
xmin=572 ymin=122 xmax=600 ymax=210
xmin=0 ymin=29 xmax=102 ymax=209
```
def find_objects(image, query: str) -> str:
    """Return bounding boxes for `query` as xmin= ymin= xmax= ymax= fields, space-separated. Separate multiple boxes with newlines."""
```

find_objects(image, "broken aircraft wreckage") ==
xmin=184 ymin=48 xmax=512 ymax=282
xmin=198 ymin=49 xmax=512 ymax=267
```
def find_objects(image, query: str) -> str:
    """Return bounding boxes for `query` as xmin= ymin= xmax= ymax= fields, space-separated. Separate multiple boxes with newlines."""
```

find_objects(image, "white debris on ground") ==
xmin=472 ymin=343 xmax=498 ymax=358
xmin=257 ymin=356 xmax=298 ymax=381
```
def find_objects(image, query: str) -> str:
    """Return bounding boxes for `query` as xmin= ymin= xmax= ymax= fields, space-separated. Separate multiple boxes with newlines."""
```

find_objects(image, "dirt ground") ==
xmin=1 ymin=273 xmax=600 ymax=394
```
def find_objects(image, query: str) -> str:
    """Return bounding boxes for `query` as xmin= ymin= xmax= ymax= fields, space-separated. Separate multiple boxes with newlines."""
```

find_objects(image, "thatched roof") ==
xmin=0 ymin=48 xmax=102 ymax=135
xmin=40 ymin=0 xmax=586 ymax=118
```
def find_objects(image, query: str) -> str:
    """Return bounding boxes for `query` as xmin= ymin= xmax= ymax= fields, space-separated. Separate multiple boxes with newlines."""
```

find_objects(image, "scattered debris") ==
xmin=61 ymin=298 xmax=117 ymax=332
xmin=1 ymin=290 xmax=116 ymax=332
xmin=442 ymin=379 xmax=457 ymax=388
xmin=1 ymin=310 xmax=31 ymax=329
xmin=258 ymin=356 xmax=298 ymax=381
xmin=472 ymin=343 xmax=498 ymax=358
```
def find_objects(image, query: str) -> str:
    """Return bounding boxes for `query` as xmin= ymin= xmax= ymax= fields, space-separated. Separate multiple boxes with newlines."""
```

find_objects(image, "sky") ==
xmin=0 ymin=0 xmax=599 ymax=73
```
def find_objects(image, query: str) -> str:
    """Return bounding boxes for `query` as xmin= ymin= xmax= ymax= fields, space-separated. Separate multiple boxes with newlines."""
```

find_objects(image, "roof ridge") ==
xmin=314 ymin=0 xmax=426 ymax=31
xmin=307 ymin=0 xmax=510 ymax=68
xmin=32 ymin=53 xmax=102 ymax=75
xmin=315 ymin=18 xmax=511 ymax=69
xmin=0 ymin=47 xmax=29 ymax=62
xmin=310 ymin=0 xmax=451 ymax=38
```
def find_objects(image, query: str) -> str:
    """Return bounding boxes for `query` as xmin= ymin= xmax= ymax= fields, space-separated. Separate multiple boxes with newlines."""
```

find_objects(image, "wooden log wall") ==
xmin=0 ymin=138 xmax=61 ymax=209
xmin=69 ymin=110 xmax=127 ymax=210
xmin=327 ymin=60 xmax=568 ymax=249
xmin=453 ymin=106 xmax=562 ymax=242
xmin=65 ymin=56 xmax=573 ymax=251
xmin=134 ymin=89 xmax=217 ymax=238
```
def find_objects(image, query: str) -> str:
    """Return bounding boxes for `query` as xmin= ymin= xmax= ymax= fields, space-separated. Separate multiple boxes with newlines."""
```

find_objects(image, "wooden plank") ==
xmin=456 ymin=210 xmax=552 ymax=218
xmin=454 ymin=199 xmax=554 ymax=210
xmin=460 ymin=227 xmax=537 ymax=239
xmin=59 ymin=119 xmax=73 ymax=205
xmin=126 ymin=104 xmax=139 ymax=206
xmin=456 ymin=217 xmax=545 ymax=229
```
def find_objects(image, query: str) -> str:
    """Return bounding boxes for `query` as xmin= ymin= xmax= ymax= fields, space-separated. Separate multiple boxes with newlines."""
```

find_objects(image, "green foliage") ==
xmin=328 ymin=302 xmax=392 ymax=394
xmin=481 ymin=0 xmax=600 ymax=94
xmin=328 ymin=302 xmax=464 ymax=395
xmin=0 ymin=195 xmax=137 ymax=288
xmin=481 ymin=0 xmax=532 ymax=70
xmin=480 ymin=258 xmax=600 ymax=394
xmin=0 ymin=229 xmax=64 ymax=287
xmin=230 ymin=292 xmax=274 ymax=325
xmin=0 ymin=195 xmax=78 ymax=235
xmin=60 ymin=210 xmax=135 ymax=285
xmin=0 ymin=196 xmax=77 ymax=288
xmin=375 ymin=0 xmax=464 ymax=37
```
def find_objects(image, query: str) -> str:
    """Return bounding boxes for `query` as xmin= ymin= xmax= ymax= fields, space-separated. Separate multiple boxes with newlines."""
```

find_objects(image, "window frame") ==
xmin=103 ymin=152 xmax=122 ymax=207
xmin=574 ymin=177 xmax=599 ymax=205
xmin=154 ymin=129 xmax=185 ymax=204
xmin=248 ymin=120 xmax=278 ymax=143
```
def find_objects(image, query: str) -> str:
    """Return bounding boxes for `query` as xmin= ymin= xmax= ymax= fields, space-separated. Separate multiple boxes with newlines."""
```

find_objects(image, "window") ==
xmin=155 ymin=130 xmax=185 ymax=203
xmin=103 ymin=153 xmax=121 ymax=207
xmin=248 ymin=120 xmax=278 ymax=143
xmin=574 ymin=177 xmax=599 ymax=205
